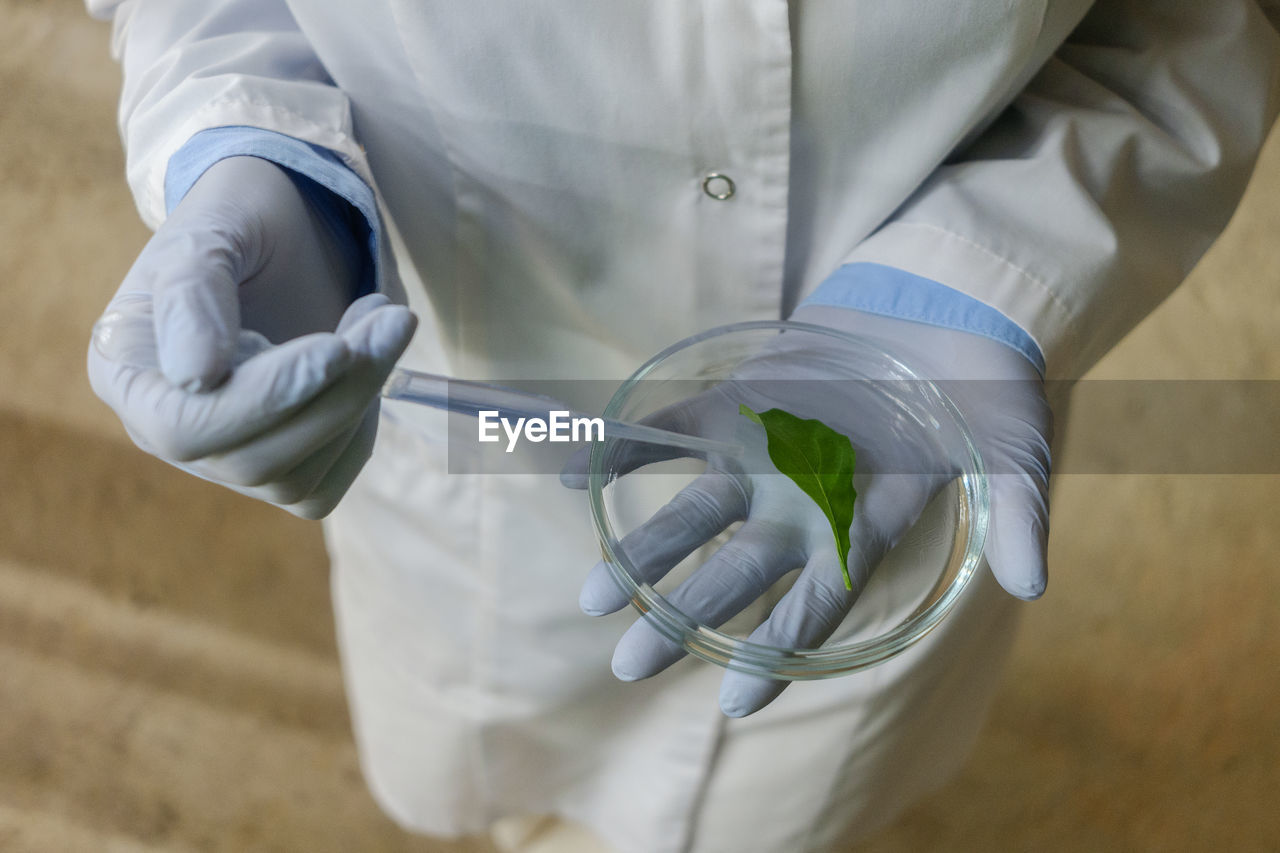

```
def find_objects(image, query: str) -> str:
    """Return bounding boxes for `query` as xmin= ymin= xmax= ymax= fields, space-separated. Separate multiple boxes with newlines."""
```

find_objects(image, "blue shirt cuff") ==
xmin=164 ymin=126 xmax=380 ymax=299
xmin=800 ymin=262 xmax=1046 ymax=375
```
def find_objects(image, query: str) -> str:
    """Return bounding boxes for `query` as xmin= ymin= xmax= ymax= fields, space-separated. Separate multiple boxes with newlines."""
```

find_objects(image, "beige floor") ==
xmin=3 ymin=3 xmax=1277 ymax=851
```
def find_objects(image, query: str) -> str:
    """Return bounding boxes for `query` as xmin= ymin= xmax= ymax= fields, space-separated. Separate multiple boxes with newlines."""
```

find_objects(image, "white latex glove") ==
xmin=88 ymin=156 xmax=416 ymax=518
xmin=563 ymin=306 xmax=1051 ymax=716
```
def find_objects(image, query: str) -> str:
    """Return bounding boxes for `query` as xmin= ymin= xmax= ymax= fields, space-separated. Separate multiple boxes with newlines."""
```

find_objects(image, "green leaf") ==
xmin=739 ymin=404 xmax=858 ymax=590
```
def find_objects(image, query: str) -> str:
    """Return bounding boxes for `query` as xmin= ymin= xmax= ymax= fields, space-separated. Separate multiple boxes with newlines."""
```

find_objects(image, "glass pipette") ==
xmin=380 ymin=369 xmax=742 ymax=457
xmin=91 ymin=307 xmax=742 ymax=459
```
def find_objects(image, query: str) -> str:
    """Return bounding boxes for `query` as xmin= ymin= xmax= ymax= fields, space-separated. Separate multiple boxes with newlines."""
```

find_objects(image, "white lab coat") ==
xmin=88 ymin=2 xmax=1280 ymax=850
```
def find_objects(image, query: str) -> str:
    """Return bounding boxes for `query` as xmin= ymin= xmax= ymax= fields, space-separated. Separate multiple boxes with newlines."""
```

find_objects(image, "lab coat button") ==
xmin=702 ymin=172 xmax=736 ymax=200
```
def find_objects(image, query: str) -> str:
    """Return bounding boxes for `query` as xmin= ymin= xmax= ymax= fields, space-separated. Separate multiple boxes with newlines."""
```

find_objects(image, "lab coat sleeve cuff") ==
xmin=164 ymin=125 xmax=384 ymax=299
xmin=801 ymin=262 xmax=1046 ymax=376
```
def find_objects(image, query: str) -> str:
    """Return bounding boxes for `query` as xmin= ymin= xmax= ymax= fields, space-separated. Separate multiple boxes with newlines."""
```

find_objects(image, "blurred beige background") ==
xmin=2 ymin=3 xmax=1277 ymax=851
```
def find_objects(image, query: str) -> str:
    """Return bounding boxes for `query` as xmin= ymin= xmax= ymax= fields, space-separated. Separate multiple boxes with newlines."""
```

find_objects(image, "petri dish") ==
xmin=587 ymin=321 xmax=989 ymax=680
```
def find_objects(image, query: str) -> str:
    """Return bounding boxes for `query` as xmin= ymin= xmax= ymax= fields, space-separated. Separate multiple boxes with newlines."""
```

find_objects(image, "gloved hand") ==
xmin=563 ymin=305 xmax=1051 ymax=716
xmin=88 ymin=156 xmax=416 ymax=519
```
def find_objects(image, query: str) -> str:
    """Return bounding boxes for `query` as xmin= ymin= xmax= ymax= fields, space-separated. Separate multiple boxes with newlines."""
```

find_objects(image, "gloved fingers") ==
xmin=335 ymin=291 xmax=394 ymax=333
xmin=282 ymin=403 xmax=381 ymax=520
xmin=982 ymin=441 xmax=1051 ymax=600
xmin=179 ymin=303 xmax=414 ymax=487
xmin=135 ymin=217 xmax=252 ymax=393
xmin=579 ymin=470 xmax=751 ymax=615
xmin=92 ymin=291 xmax=161 ymax=367
xmin=92 ymin=290 xmax=274 ymax=373
xmin=197 ymin=401 xmax=369 ymax=507
xmin=337 ymin=295 xmax=416 ymax=371
xmin=971 ymin=392 xmax=1053 ymax=600
xmin=717 ymin=553 xmax=857 ymax=716
xmin=228 ymin=329 xmax=274 ymax=367
xmin=278 ymin=298 xmax=409 ymax=514
xmin=609 ymin=521 xmax=803 ymax=680
xmin=158 ymin=405 xmax=368 ymax=520
xmin=180 ymin=379 xmax=363 ymax=488
xmin=95 ymin=331 xmax=356 ymax=462
xmin=710 ymin=473 xmax=945 ymax=718
xmin=842 ymin=471 xmax=942 ymax=591
xmin=609 ymin=620 xmax=686 ymax=683
xmin=664 ymin=524 xmax=806 ymax=623
xmin=210 ymin=402 xmax=378 ymax=518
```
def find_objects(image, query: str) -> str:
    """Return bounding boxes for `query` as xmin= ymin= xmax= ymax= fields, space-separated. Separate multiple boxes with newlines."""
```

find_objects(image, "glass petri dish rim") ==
xmin=587 ymin=320 xmax=990 ymax=680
